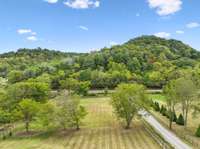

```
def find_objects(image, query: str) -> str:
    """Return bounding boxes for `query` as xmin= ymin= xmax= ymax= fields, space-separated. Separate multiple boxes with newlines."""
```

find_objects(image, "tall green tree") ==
xmin=175 ymin=77 xmax=198 ymax=127
xmin=164 ymin=80 xmax=178 ymax=129
xmin=18 ymin=99 xmax=40 ymax=133
xmin=56 ymin=95 xmax=87 ymax=130
xmin=111 ymin=83 xmax=148 ymax=129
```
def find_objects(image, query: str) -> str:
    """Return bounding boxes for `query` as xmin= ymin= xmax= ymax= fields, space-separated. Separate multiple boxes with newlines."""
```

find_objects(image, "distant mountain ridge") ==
xmin=0 ymin=35 xmax=199 ymax=88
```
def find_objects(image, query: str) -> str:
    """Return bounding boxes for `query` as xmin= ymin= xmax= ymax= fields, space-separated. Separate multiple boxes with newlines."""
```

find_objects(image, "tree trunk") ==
xmin=169 ymin=107 xmax=173 ymax=130
xmin=25 ymin=121 xmax=29 ymax=133
xmin=185 ymin=105 xmax=189 ymax=128
xmin=76 ymin=119 xmax=80 ymax=131
xmin=169 ymin=112 xmax=173 ymax=130
xmin=76 ymin=124 xmax=80 ymax=130
xmin=125 ymin=119 xmax=131 ymax=129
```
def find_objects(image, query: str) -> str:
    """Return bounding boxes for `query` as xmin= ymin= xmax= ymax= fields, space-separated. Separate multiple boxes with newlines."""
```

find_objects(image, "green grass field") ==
xmin=0 ymin=96 xmax=161 ymax=149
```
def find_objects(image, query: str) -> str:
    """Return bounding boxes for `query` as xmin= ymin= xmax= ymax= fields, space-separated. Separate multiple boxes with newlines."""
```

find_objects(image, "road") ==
xmin=140 ymin=111 xmax=192 ymax=149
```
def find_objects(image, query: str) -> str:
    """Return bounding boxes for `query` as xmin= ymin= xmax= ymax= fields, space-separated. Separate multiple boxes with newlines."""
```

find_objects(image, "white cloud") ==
xmin=147 ymin=0 xmax=182 ymax=16
xmin=64 ymin=0 xmax=100 ymax=9
xmin=154 ymin=32 xmax=171 ymax=38
xmin=44 ymin=0 xmax=58 ymax=3
xmin=27 ymin=36 xmax=38 ymax=41
xmin=17 ymin=29 xmax=37 ymax=35
xmin=109 ymin=41 xmax=118 ymax=46
xmin=186 ymin=22 xmax=200 ymax=28
xmin=17 ymin=29 xmax=32 ymax=34
xmin=176 ymin=30 xmax=184 ymax=34
xmin=136 ymin=13 xmax=140 ymax=17
xmin=79 ymin=25 xmax=89 ymax=31
xmin=31 ymin=32 xmax=37 ymax=35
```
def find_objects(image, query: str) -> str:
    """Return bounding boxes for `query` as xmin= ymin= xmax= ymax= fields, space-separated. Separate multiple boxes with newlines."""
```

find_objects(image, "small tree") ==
xmin=175 ymin=78 xmax=198 ymax=128
xmin=154 ymin=102 xmax=160 ymax=111
xmin=60 ymin=78 xmax=78 ymax=95
xmin=18 ymin=99 xmax=39 ymax=133
xmin=56 ymin=95 xmax=87 ymax=130
xmin=111 ymin=83 xmax=148 ymax=129
xmin=74 ymin=81 xmax=91 ymax=96
xmin=173 ymin=112 xmax=177 ymax=122
xmin=176 ymin=114 xmax=184 ymax=126
xmin=65 ymin=96 xmax=87 ymax=130
xmin=195 ymin=125 xmax=200 ymax=137
xmin=164 ymin=80 xmax=178 ymax=129
xmin=36 ymin=102 xmax=56 ymax=129
xmin=161 ymin=106 xmax=167 ymax=116
xmin=160 ymin=105 xmax=164 ymax=113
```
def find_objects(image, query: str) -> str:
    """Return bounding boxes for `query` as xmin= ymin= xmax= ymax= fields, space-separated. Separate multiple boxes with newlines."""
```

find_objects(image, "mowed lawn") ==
xmin=0 ymin=97 xmax=161 ymax=149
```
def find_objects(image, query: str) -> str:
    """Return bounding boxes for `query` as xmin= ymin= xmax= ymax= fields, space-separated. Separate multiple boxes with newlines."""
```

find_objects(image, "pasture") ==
xmin=0 ymin=96 xmax=161 ymax=149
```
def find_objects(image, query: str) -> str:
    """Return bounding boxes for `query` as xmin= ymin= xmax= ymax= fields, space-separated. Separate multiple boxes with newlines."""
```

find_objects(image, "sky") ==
xmin=0 ymin=0 xmax=200 ymax=53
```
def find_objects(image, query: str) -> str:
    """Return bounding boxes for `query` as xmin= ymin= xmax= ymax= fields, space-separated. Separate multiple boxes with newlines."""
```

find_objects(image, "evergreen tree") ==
xmin=160 ymin=105 xmax=164 ymax=113
xmin=173 ymin=112 xmax=177 ymax=122
xmin=195 ymin=125 xmax=200 ymax=137
xmin=176 ymin=114 xmax=184 ymax=125
xmin=154 ymin=102 xmax=160 ymax=112
xmin=161 ymin=107 xmax=167 ymax=116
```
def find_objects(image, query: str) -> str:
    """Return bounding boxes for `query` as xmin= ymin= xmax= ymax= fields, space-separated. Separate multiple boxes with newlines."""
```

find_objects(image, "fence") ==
xmin=142 ymin=120 xmax=174 ymax=149
xmin=151 ymin=111 xmax=200 ymax=149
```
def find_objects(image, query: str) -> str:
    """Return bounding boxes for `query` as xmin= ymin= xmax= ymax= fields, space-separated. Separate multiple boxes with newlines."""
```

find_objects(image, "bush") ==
xmin=160 ymin=105 xmax=164 ymax=113
xmin=176 ymin=114 xmax=184 ymax=125
xmin=167 ymin=111 xmax=177 ymax=122
xmin=173 ymin=112 xmax=177 ymax=122
xmin=154 ymin=102 xmax=160 ymax=111
xmin=165 ymin=110 xmax=170 ymax=119
xmin=161 ymin=106 xmax=167 ymax=116
xmin=195 ymin=125 xmax=200 ymax=137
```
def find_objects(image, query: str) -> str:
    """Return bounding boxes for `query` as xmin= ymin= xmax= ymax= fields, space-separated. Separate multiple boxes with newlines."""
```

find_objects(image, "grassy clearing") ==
xmin=0 ymin=96 xmax=161 ymax=149
xmin=149 ymin=93 xmax=166 ymax=103
xmin=150 ymin=93 xmax=200 ymax=148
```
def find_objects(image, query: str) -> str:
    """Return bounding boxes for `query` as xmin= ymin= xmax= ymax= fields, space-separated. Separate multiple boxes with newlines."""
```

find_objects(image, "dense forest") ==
xmin=1 ymin=35 xmax=200 ymax=92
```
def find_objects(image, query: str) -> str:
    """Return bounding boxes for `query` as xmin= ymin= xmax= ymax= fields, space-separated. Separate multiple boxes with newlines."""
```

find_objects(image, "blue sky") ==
xmin=0 ymin=0 xmax=200 ymax=53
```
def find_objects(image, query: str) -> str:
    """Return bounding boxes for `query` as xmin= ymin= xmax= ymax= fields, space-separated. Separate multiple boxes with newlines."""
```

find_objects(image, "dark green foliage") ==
xmin=160 ymin=105 xmax=164 ymax=113
xmin=74 ymin=81 xmax=91 ymax=96
xmin=154 ymin=102 xmax=160 ymax=111
xmin=195 ymin=125 xmax=200 ymax=137
xmin=161 ymin=106 xmax=167 ymax=116
xmin=176 ymin=114 xmax=185 ymax=125
xmin=173 ymin=112 xmax=177 ymax=122
xmin=166 ymin=111 xmax=177 ymax=122
xmin=165 ymin=110 xmax=170 ymax=119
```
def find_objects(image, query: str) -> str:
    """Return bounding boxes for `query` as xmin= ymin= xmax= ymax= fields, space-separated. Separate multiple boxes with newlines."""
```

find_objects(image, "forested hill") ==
xmin=1 ymin=35 xmax=200 ymax=90
xmin=126 ymin=36 xmax=200 ymax=59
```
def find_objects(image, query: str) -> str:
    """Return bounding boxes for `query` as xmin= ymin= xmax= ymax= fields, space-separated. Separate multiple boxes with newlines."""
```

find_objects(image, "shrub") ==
xmin=173 ymin=112 xmax=177 ymax=122
xmin=195 ymin=125 xmax=200 ymax=137
xmin=161 ymin=107 xmax=167 ymax=116
xmin=165 ymin=110 xmax=170 ymax=119
xmin=167 ymin=111 xmax=177 ymax=122
xmin=176 ymin=114 xmax=184 ymax=125
xmin=154 ymin=102 xmax=160 ymax=111
xmin=160 ymin=105 xmax=164 ymax=113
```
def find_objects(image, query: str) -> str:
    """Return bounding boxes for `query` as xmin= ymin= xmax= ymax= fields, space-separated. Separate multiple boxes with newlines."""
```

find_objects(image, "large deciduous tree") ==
xmin=111 ymin=83 xmax=148 ymax=129
xmin=164 ymin=80 xmax=178 ymax=129
xmin=175 ymin=77 xmax=198 ymax=127
xmin=56 ymin=95 xmax=87 ymax=130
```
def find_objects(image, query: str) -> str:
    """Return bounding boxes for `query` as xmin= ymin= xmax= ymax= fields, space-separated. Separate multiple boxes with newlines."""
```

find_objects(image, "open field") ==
xmin=150 ymin=93 xmax=200 ymax=148
xmin=0 ymin=96 xmax=161 ymax=149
